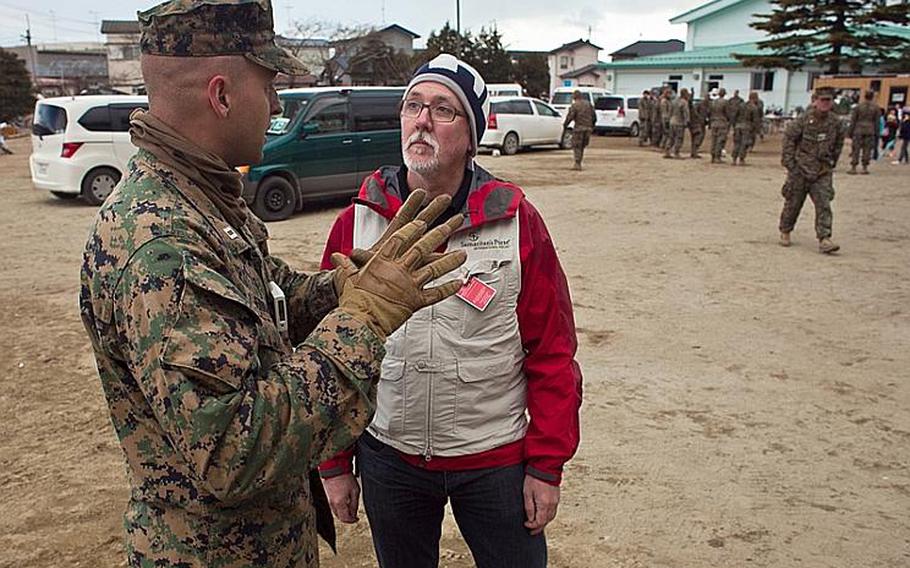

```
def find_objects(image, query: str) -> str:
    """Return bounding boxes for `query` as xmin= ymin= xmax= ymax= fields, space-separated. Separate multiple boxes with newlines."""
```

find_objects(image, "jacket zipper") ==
xmin=424 ymin=304 xmax=435 ymax=461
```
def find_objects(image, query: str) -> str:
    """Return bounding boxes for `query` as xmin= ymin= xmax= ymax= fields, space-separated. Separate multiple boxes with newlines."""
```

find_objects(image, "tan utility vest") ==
xmin=354 ymin=203 xmax=528 ymax=459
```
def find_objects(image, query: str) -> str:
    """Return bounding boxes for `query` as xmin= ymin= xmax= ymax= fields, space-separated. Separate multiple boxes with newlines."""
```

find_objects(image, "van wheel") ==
xmin=629 ymin=122 xmax=640 ymax=137
xmin=50 ymin=191 xmax=78 ymax=200
xmin=253 ymin=176 xmax=297 ymax=222
xmin=81 ymin=167 xmax=121 ymax=206
xmin=560 ymin=129 xmax=573 ymax=149
xmin=501 ymin=132 xmax=520 ymax=155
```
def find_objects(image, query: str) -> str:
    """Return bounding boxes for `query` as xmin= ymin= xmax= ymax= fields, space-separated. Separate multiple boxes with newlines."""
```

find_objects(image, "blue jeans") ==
xmin=356 ymin=433 xmax=547 ymax=568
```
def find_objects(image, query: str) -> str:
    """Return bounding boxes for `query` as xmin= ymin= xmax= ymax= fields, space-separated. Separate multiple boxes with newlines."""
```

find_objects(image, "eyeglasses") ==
xmin=401 ymin=100 xmax=465 ymax=123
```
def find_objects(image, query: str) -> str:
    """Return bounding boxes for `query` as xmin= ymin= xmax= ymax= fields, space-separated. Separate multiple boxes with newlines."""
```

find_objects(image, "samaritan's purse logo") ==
xmin=459 ymin=231 xmax=512 ymax=251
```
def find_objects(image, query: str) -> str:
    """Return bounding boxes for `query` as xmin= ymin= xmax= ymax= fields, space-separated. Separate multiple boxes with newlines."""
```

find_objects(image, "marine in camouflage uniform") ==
xmin=564 ymin=91 xmax=597 ymax=170
xmin=778 ymin=87 xmax=846 ymax=254
xmin=689 ymin=96 xmax=708 ymax=158
xmin=709 ymin=89 xmax=730 ymax=163
xmin=79 ymin=2 xmax=466 ymax=567
xmin=731 ymin=92 xmax=763 ymax=165
xmin=658 ymin=89 xmax=673 ymax=150
xmin=848 ymin=90 xmax=881 ymax=174
xmin=664 ymin=88 xmax=690 ymax=158
xmin=638 ymin=90 xmax=654 ymax=146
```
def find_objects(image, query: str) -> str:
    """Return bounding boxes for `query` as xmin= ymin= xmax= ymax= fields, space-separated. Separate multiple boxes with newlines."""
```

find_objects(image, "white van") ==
xmin=550 ymin=86 xmax=611 ymax=115
xmin=30 ymin=95 xmax=149 ymax=204
xmin=594 ymin=94 xmax=641 ymax=137
xmin=487 ymin=83 xmax=524 ymax=97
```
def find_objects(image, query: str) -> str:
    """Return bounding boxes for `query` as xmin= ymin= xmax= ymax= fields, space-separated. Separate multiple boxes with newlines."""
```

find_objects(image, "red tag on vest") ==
xmin=456 ymin=277 xmax=496 ymax=311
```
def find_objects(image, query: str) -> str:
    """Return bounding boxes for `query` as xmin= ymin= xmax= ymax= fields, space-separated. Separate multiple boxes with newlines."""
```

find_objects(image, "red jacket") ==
xmin=318 ymin=166 xmax=582 ymax=485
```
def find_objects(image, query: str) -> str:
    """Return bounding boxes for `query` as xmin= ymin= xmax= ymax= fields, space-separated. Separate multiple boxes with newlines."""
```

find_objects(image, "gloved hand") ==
xmin=332 ymin=189 xmax=453 ymax=295
xmin=335 ymin=212 xmax=466 ymax=340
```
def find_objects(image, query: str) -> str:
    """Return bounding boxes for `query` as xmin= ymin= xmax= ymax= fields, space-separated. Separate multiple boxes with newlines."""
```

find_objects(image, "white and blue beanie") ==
xmin=405 ymin=53 xmax=489 ymax=156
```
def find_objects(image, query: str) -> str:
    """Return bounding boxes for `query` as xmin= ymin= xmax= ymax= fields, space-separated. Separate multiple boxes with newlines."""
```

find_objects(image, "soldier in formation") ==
xmin=689 ymin=95 xmax=709 ymax=158
xmin=638 ymin=89 xmax=655 ymax=146
xmin=664 ymin=88 xmax=690 ymax=159
xmin=563 ymin=90 xmax=597 ymax=170
xmin=731 ymin=91 xmax=763 ymax=165
xmin=778 ymin=86 xmax=846 ymax=254
xmin=709 ymin=88 xmax=731 ymax=163
xmin=658 ymin=88 xmax=673 ymax=151
xmin=78 ymin=1 xmax=468 ymax=566
xmin=848 ymin=89 xmax=881 ymax=175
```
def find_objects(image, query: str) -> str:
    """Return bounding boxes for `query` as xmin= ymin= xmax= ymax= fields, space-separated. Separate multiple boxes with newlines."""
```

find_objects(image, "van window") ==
xmin=627 ymin=97 xmax=640 ymax=110
xmin=551 ymin=92 xmax=574 ymax=106
xmin=78 ymin=106 xmax=111 ymax=131
xmin=353 ymin=96 xmax=400 ymax=131
xmin=306 ymin=98 xmax=349 ymax=135
xmin=270 ymin=97 xmax=311 ymax=135
xmin=533 ymin=101 xmax=559 ymax=117
xmin=33 ymin=104 xmax=67 ymax=136
xmin=595 ymin=97 xmax=623 ymax=111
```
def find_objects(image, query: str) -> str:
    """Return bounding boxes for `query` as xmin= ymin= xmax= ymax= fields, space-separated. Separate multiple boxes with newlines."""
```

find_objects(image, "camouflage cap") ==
xmin=138 ymin=0 xmax=307 ymax=76
xmin=814 ymin=86 xmax=836 ymax=99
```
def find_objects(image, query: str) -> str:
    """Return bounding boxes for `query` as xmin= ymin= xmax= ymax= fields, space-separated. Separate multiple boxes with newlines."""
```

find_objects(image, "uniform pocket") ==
xmin=372 ymin=357 xmax=406 ymax=437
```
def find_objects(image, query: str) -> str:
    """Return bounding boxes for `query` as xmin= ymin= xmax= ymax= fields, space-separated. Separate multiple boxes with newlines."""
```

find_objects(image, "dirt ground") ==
xmin=1 ymin=132 xmax=908 ymax=568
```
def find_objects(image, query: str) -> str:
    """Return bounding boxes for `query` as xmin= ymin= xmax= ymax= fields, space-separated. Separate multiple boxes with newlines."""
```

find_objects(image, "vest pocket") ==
xmin=372 ymin=357 xmax=406 ymax=438
xmin=452 ymin=355 xmax=519 ymax=437
xmin=460 ymin=259 xmax=513 ymax=339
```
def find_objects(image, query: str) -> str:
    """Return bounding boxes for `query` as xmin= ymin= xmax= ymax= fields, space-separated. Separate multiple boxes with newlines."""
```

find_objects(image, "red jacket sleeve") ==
xmin=318 ymin=206 xmax=358 ymax=478
xmin=517 ymin=200 xmax=583 ymax=486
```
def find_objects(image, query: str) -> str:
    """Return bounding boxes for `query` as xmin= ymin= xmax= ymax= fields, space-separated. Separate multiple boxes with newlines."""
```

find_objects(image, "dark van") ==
xmin=242 ymin=86 xmax=405 ymax=221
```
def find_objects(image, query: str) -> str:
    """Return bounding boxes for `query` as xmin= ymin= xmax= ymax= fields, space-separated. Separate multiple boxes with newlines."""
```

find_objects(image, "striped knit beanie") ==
xmin=405 ymin=53 xmax=489 ymax=156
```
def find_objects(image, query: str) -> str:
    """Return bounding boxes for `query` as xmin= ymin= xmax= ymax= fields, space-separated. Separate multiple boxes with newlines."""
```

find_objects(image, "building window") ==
xmin=870 ymin=80 xmax=881 ymax=92
xmin=560 ymin=55 xmax=569 ymax=69
xmin=751 ymin=71 xmax=775 ymax=92
xmin=807 ymin=71 xmax=821 ymax=92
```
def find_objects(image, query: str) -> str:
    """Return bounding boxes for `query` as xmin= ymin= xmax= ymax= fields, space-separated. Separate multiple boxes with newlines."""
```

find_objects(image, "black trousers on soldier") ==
xmin=779 ymin=172 xmax=834 ymax=240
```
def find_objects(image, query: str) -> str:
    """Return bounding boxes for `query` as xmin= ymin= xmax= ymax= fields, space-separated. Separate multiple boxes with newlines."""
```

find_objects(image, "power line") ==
xmin=0 ymin=1 xmax=100 ymax=26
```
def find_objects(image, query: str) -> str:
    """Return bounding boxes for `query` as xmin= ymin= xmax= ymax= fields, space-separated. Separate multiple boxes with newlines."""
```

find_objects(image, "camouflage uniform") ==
xmin=849 ymin=100 xmax=881 ymax=170
xmin=732 ymin=101 xmax=762 ymax=163
xmin=689 ymin=98 xmax=708 ymax=158
xmin=79 ymin=2 xmax=381 ymax=566
xmin=638 ymin=95 xmax=653 ymax=146
xmin=779 ymin=107 xmax=846 ymax=240
xmin=665 ymin=96 xmax=690 ymax=158
xmin=709 ymin=97 xmax=730 ymax=162
xmin=564 ymin=97 xmax=597 ymax=168
xmin=658 ymin=95 xmax=672 ymax=149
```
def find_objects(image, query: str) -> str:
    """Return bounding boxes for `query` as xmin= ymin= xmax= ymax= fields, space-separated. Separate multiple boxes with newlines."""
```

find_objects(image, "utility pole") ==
xmin=456 ymin=0 xmax=462 ymax=58
xmin=22 ymin=15 xmax=38 ymax=87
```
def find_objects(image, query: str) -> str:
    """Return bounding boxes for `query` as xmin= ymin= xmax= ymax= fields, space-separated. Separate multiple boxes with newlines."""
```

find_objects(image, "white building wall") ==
xmin=687 ymin=0 xmax=772 ymax=50
xmin=549 ymin=45 xmax=600 ymax=96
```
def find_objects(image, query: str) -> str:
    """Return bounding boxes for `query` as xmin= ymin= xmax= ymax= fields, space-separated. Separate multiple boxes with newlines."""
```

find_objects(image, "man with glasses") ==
xmin=318 ymin=53 xmax=583 ymax=568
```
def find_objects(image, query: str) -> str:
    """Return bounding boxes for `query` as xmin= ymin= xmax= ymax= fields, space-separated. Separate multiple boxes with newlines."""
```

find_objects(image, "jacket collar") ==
xmin=354 ymin=164 xmax=524 ymax=231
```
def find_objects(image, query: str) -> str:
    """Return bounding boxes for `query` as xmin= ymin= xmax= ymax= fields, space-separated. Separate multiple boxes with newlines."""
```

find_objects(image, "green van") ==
xmin=242 ymin=86 xmax=405 ymax=221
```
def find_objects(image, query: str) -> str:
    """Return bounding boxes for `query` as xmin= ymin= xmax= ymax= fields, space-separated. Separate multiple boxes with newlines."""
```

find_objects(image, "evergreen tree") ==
xmin=0 ymin=48 xmax=35 ymax=122
xmin=474 ymin=27 xmax=513 ymax=83
xmin=419 ymin=22 xmax=478 ymax=68
xmin=735 ymin=0 xmax=910 ymax=74
xmin=512 ymin=53 xmax=550 ymax=98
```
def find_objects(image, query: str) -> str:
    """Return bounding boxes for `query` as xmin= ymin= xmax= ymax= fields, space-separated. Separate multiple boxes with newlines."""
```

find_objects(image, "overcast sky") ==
xmin=0 ymin=0 xmax=694 ymax=54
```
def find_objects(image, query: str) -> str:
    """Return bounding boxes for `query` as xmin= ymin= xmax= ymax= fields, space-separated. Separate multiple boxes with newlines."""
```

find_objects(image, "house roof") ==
xmin=598 ymin=25 xmax=910 ymax=70
xmin=100 ymin=20 xmax=140 ymax=34
xmin=549 ymin=39 xmax=603 ymax=54
xmin=378 ymin=24 xmax=420 ymax=39
xmin=610 ymin=39 xmax=685 ymax=58
xmin=560 ymin=63 xmax=604 ymax=79
xmin=670 ymin=0 xmax=753 ymax=25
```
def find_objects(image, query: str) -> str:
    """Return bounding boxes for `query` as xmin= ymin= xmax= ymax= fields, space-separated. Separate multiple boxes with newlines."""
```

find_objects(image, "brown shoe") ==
xmin=779 ymin=232 xmax=791 ymax=247
xmin=819 ymin=238 xmax=840 ymax=254
xmin=861 ymin=166 xmax=869 ymax=175
xmin=847 ymin=166 xmax=857 ymax=175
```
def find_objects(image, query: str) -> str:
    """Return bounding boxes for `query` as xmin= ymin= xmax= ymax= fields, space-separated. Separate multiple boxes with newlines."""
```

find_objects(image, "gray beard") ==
xmin=403 ymin=150 xmax=440 ymax=176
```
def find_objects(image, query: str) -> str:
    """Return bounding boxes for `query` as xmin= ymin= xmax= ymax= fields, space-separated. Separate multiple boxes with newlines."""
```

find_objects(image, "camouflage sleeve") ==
xmin=115 ymin=237 xmax=382 ymax=504
xmin=266 ymin=255 xmax=338 ymax=345
xmin=563 ymin=105 xmax=576 ymax=127
xmin=782 ymin=118 xmax=801 ymax=171
xmin=833 ymin=118 xmax=847 ymax=167
xmin=849 ymin=106 xmax=858 ymax=138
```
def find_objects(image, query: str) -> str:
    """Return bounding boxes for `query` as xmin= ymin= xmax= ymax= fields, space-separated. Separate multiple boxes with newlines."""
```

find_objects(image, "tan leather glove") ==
xmin=332 ymin=189 xmax=451 ymax=296
xmin=334 ymin=214 xmax=467 ymax=340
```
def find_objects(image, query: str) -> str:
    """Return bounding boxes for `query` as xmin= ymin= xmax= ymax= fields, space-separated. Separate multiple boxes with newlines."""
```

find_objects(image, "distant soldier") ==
xmin=689 ymin=95 xmax=709 ymax=159
xmin=779 ymin=86 xmax=846 ymax=254
xmin=651 ymin=89 xmax=665 ymax=148
xmin=848 ymin=89 xmax=881 ymax=175
xmin=658 ymin=88 xmax=673 ymax=150
xmin=709 ymin=88 xmax=730 ymax=163
xmin=731 ymin=92 xmax=763 ymax=165
xmin=638 ymin=90 xmax=654 ymax=146
xmin=665 ymin=88 xmax=690 ymax=159
xmin=755 ymin=94 xmax=766 ymax=144
xmin=564 ymin=90 xmax=597 ymax=170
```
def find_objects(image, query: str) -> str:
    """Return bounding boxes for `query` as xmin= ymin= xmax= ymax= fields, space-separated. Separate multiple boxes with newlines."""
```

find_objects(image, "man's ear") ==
xmin=207 ymin=75 xmax=230 ymax=118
